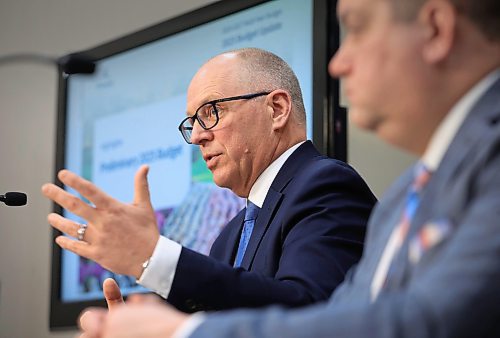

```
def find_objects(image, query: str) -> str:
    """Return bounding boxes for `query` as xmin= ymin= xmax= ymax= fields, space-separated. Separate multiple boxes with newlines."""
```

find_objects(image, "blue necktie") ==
xmin=234 ymin=201 xmax=260 ymax=267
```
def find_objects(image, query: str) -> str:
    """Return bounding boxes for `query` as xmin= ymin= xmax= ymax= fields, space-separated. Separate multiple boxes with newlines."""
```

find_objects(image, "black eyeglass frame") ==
xmin=178 ymin=91 xmax=271 ymax=144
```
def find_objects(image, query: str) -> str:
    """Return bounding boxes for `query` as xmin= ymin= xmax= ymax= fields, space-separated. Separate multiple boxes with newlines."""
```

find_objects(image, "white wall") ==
xmin=0 ymin=1 xmax=416 ymax=337
xmin=349 ymin=125 xmax=416 ymax=198
xmin=0 ymin=1 xmax=216 ymax=337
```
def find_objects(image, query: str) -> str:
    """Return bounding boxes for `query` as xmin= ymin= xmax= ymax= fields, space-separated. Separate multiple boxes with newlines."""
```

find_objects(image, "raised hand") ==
xmin=41 ymin=165 xmax=160 ymax=278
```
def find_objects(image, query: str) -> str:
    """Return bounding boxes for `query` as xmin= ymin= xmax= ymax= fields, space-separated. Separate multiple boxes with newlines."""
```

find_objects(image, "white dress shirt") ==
xmin=370 ymin=69 xmax=500 ymax=301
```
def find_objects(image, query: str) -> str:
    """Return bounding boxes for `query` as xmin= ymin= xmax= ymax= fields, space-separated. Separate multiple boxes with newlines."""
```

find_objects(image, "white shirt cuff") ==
xmin=137 ymin=235 xmax=182 ymax=299
xmin=172 ymin=312 xmax=206 ymax=338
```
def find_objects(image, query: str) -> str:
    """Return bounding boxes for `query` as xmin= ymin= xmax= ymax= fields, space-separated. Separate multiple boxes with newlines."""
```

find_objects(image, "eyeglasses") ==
xmin=178 ymin=91 xmax=271 ymax=144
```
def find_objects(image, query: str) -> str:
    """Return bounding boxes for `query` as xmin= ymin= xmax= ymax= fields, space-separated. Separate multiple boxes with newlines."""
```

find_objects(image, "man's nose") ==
xmin=190 ymin=120 xmax=213 ymax=145
xmin=328 ymin=45 xmax=350 ymax=78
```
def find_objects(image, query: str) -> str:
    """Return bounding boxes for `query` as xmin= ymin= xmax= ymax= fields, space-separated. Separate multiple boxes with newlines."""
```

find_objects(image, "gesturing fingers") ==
xmin=42 ymin=183 xmax=96 ymax=221
xmin=58 ymin=169 xmax=113 ymax=209
xmin=44 ymin=166 xmax=160 ymax=278
xmin=55 ymin=235 xmax=93 ymax=261
xmin=48 ymin=213 xmax=92 ymax=241
xmin=103 ymin=278 xmax=124 ymax=312
xmin=133 ymin=165 xmax=153 ymax=208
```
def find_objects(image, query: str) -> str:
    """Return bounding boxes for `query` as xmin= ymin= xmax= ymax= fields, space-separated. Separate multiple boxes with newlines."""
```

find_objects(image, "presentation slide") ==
xmin=93 ymin=96 xmax=190 ymax=209
xmin=61 ymin=0 xmax=313 ymax=302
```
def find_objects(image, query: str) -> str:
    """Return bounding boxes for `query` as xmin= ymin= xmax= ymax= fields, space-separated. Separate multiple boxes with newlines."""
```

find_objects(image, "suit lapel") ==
xmin=218 ymin=210 xmax=245 ymax=264
xmin=239 ymin=141 xmax=320 ymax=269
xmin=364 ymin=170 xmax=413 ymax=279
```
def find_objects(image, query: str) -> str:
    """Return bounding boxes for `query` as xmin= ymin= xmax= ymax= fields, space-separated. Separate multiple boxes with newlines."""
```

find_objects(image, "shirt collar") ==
xmin=422 ymin=69 xmax=500 ymax=171
xmin=247 ymin=141 xmax=306 ymax=208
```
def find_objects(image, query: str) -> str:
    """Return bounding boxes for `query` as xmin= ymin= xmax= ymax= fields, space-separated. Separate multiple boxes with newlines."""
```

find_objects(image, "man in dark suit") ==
xmin=76 ymin=0 xmax=500 ymax=337
xmin=42 ymin=48 xmax=376 ymax=312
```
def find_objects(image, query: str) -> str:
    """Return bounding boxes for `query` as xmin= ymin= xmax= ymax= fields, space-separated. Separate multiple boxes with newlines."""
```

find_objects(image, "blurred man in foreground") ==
xmin=77 ymin=0 xmax=500 ymax=336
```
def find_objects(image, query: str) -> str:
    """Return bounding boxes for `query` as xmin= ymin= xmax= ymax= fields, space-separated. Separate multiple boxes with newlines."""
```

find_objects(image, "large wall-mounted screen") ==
xmin=51 ymin=0 xmax=338 ymax=329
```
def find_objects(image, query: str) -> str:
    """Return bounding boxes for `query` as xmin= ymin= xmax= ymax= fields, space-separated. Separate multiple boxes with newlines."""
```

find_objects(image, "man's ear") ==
xmin=418 ymin=0 xmax=457 ymax=64
xmin=267 ymin=90 xmax=293 ymax=131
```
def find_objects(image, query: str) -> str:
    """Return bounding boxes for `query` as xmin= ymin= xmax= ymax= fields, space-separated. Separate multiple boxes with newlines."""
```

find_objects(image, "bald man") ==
xmin=43 ymin=48 xmax=376 ymax=312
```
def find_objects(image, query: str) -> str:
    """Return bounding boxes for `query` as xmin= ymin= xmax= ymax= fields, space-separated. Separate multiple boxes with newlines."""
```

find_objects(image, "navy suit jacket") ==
xmin=167 ymin=141 xmax=376 ymax=312
xmin=191 ymin=77 xmax=500 ymax=337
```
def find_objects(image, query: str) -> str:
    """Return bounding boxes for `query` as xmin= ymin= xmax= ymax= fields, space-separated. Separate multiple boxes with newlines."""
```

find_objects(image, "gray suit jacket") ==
xmin=190 ymin=77 xmax=500 ymax=338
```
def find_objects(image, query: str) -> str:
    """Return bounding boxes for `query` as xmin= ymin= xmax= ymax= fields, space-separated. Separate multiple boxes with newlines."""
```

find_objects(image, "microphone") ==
xmin=0 ymin=192 xmax=27 ymax=206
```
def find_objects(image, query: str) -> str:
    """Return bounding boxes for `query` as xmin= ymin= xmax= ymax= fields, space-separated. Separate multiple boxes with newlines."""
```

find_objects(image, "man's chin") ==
xmin=349 ymin=108 xmax=381 ymax=132
xmin=211 ymin=173 xmax=228 ymax=189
